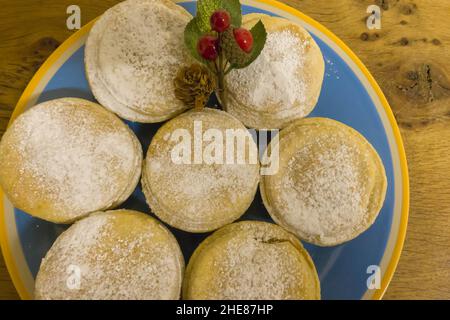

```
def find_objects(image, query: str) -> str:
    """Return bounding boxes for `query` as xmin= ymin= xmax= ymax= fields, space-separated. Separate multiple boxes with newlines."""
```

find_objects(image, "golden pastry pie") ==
xmin=0 ymin=98 xmax=142 ymax=223
xmin=260 ymin=118 xmax=387 ymax=246
xmin=225 ymin=14 xmax=325 ymax=129
xmin=142 ymin=108 xmax=259 ymax=233
xmin=35 ymin=210 xmax=184 ymax=300
xmin=183 ymin=221 xmax=320 ymax=300
xmin=85 ymin=0 xmax=194 ymax=122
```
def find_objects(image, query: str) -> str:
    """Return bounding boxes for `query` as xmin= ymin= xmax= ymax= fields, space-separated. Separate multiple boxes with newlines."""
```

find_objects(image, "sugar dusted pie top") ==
xmin=35 ymin=210 xmax=184 ymax=300
xmin=85 ymin=0 xmax=194 ymax=122
xmin=183 ymin=221 xmax=320 ymax=300
xmin=225 ymin=14 xmax=325 ymax=129
xmin=0 ymin=98 xmax=142 ymax=223
xmin=142 ymin=108 xmax=260 ymax=233
xmin=228 ymin=29 xmax=308 ymax=111
xmin=260 ymin=118 xmax=387 ymax=246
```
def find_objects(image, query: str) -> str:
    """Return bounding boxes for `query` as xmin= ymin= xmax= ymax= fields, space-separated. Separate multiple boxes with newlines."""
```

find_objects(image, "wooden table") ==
xmin=1 ymin=0 xmax=449 ymax=300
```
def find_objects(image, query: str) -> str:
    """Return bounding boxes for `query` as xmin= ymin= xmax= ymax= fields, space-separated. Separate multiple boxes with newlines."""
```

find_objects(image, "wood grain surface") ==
xmin=0 ymin=0 xmax=449 ymax=300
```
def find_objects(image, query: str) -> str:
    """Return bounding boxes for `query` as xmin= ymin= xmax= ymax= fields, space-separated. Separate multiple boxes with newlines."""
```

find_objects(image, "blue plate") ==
xmin=0 ymin=0 xmax=409 ymax=300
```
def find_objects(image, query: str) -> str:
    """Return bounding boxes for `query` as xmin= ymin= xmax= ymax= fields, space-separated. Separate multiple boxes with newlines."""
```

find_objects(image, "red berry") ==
xmin=197 ymin=35 xmax=219 ymax=60
xmin=210 ymin=9 xmax=231 ymax=33
xmin=233 ymin=28 xmax=253 ymax=53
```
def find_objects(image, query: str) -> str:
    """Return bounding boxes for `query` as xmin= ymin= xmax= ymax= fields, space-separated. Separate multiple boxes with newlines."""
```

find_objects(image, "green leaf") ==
xmin=196 ymin=0 xmax=222 ymax=33
xmin=232 ymin=20 xmax=267 ymax=69
xmin=220 ymin=0 xmax=242 ymax=28
xmin=196 ymin=0 xmax=242 ymax=33
xmin=184 ymin=18 xmax=207 ymax=63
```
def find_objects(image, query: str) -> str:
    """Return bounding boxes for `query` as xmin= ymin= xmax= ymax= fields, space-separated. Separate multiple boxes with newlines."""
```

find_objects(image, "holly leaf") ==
xmin=220 ymin=0 xmax=242 ymax=28
xmin=184 ymin=18 xmax=207 ymax=63
xmin=196 ymin=0 xmax=242 ymax=33
xmin=196 ymin=0 xmax=222 ymax=33
xmin=232 ymin=20 xmax=267 ymax=69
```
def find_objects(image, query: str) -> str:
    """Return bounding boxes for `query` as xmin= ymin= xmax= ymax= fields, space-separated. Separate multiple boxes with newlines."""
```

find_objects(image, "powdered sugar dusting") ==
xmin=276 ymin=139 xmax=369 ymax=243
xmin=214 ymin=238 xmax=302 ymax=299
xmin=148 ymin=158 xmax=257 ymax=219
xmin=189 ymin=223 xmax=318 ymax=300
xmin=142 ymin=110 xmax=260 ymax=231
xmin=35 ymin=211 xmax=183 ymax=300
xmin=89 ymin=0 xmax=192 ymax=118
xmin=5 ymin=99 xmax=140 ymax=220
xmin=227 ymin=30 xmax=308 ymax=110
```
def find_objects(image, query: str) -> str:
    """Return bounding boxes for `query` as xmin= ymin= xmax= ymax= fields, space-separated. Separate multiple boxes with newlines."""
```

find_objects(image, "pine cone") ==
xmin=221 ymin=28 xmax=250 ymax=66
xmin=174 ymin=64 xmax=216 ymax=109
